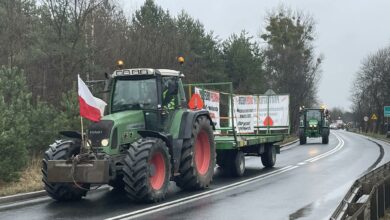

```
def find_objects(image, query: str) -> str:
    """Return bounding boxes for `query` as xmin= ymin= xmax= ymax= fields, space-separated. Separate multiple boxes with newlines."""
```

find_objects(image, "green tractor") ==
xmin=298 ymin=107 xmax=330 ymax=145
xmin=42 ymin=66 xmax=215 ymax=203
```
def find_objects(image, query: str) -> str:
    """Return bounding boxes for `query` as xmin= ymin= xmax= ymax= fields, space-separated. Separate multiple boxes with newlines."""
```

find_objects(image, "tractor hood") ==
xmin=102 ymin=110 xmax=145 ymax=128
xmin=88 ymin=110 xmax=145 ymax=153
xmin=308 ymin=119 xmax=319 ymax=128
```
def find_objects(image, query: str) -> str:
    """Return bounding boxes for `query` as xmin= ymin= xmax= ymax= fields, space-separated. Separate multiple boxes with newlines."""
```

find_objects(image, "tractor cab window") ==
xmin=306 ymin=110 xmax=321 ymax=121
xmin=112 ymin=77 xmax=158 ymax=112
xmin=162 ymin=76 xmax=178 ymax=110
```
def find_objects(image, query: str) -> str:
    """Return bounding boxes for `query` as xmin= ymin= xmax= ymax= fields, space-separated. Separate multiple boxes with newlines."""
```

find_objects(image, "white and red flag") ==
xmin=78 ymin=75 xmax=107 ymax=122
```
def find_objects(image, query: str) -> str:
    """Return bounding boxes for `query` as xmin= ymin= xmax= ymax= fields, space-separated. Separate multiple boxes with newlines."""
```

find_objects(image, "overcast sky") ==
xmin=121 ymin=0 xmax=390 ymax=110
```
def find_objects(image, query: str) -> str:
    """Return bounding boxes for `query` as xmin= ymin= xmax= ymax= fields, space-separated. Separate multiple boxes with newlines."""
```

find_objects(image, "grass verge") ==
xmin=0 ymin=157 xmax=43 ymax=197
xmin=353 ymin=131 xmax=389 ymax=143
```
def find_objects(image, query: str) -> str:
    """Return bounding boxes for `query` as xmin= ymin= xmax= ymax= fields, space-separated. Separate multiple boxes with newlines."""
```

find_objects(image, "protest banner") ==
xmin=195 ymin=87 xmax=220 ymax=129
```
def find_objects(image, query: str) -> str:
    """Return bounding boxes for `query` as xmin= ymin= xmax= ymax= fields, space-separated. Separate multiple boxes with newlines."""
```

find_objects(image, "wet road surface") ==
xmin=1 ymin=130 xmax=388 ymax=220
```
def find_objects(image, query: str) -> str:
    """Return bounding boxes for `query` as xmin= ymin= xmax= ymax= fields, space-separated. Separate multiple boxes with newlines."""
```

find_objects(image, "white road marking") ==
xmin=107 ymin=132 xmax=346 ymax=220
xmin=304 ymin=133 xmax=344 ymax=163
xmin=106 ymin=166 xmax=298 ymax=220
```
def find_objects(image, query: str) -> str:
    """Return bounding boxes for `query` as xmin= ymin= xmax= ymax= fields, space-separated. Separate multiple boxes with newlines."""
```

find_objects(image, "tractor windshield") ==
xmin=306 ymin=110 xmax=321 ymax=121
xmin=112 ymin=77 xmax=158 ymax=112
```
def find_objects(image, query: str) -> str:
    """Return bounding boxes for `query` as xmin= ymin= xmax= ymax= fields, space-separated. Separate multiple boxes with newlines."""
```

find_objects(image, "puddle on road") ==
xmin=289 ymin=203 xmax=313 ymax=220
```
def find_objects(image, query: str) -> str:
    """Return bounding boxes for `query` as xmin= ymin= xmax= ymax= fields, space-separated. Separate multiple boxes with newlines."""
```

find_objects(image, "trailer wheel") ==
xmin=232 ymin=151 xmax=245 ymax=177
xmin=216 ymin=151 xmax=228 ymax=168
xmin=261 ymin=144 xmax=276 ymax=168
xmin=42 ymin=140 xmax=90 ymax=201
xmin=176 ymin=115 xmax=215 ymax=190
xmin=123 ymin=138 xmax=171 ymax=203
xmin=217 ymin=151 xmax=245 ymax=177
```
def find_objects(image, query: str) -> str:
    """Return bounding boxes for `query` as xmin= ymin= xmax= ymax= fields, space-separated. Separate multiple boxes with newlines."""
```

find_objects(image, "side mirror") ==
xmin=104 ymin=72 xmax=110 ymax=79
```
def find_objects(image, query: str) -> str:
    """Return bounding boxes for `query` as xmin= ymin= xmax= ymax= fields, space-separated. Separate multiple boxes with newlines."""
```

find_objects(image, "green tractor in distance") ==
xmin=298 ymin=107 xmax=330 ymax=145
xmin=42 ymin=64 xmax=215 ymax=203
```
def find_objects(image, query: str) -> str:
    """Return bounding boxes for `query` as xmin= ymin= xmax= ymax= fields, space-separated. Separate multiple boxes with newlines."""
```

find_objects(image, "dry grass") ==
xmin=354 ymin=131 xmax=389 ymax=142
xmin=0 ymin=157 xmax=43 ymax=197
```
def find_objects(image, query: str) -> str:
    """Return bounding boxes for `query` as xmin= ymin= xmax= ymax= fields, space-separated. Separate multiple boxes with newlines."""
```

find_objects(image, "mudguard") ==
xmin=178 ymin=110 xmax=215 ymax=140
xmin=59 ymin=131 xmax=82 ymax=139
xmin=137 ymin=130 xmax=173 ymax=148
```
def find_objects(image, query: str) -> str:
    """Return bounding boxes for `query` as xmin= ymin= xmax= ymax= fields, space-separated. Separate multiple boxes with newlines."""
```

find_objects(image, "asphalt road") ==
xmin=1 ymin=130 xmax=389 ymax=220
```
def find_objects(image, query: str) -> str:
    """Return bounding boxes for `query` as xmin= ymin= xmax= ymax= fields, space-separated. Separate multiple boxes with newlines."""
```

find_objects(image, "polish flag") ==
xmin=78 ymin=75 xmax=107 ymax=122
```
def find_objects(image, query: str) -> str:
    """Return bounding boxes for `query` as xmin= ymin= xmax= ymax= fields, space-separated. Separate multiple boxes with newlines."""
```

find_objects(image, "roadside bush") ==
xmin=0 ymin=67 xmax=31 ymax=182
xmin=27 ymin=99 xmax=59 ymax=156
xmin=53 ymin=87 xmax=82 ymax=132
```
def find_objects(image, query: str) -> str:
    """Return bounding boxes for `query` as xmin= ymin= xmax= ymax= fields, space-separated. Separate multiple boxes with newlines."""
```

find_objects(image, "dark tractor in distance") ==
xmin=298 ymin=107 xmax=330 ymax=145
xmin=42 ymin=67 xmax=215 ymax=203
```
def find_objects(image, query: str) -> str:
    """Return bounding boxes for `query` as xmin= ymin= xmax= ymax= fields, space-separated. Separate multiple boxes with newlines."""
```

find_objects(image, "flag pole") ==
xmin=80 ymin=116 xmax=85 ymax=152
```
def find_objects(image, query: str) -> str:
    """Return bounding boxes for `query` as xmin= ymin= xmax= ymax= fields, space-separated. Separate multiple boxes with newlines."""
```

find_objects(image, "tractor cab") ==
xmin=108 ymin=68 xmax=186 ymax=131
xmin=86 ymin=68 xmax=189 ymax=156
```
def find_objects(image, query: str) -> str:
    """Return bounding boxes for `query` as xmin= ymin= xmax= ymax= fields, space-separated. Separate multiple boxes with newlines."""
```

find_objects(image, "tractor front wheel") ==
xmin=42 ymin=140 xmax=90 ymax=201
xmin=176 ymin=116 xmax=215 ymax=190
xmin=123 ymin=138 xmax=171 ymax=203
xmin=322 ymin=135 xmax=329 ymax=144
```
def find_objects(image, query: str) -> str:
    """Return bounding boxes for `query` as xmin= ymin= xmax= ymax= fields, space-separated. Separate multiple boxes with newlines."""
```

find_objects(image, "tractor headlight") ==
xmin=101 ymin=139 xmax=109 ymax=147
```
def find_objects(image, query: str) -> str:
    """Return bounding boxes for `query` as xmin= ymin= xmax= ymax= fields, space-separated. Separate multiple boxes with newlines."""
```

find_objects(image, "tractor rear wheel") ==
xmin=123 ymin=138 xmax=171 ymax=203
xmin=176 ymin=116 xmax=215 ymax=190
xmin=261 ymin=144 xmax=276 ymax=168
xmin=42 ymin=140 xmax=90 ymax=201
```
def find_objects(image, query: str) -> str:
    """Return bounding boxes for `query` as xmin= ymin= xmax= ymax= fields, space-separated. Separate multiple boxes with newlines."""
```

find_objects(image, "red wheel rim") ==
xmin=149 ymin=152 xmax=166 ymax=190
xmin=195 ymin=130 xmax=211 ymax=175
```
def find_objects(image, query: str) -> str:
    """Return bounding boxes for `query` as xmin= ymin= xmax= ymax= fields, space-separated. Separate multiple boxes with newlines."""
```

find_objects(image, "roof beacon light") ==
xmin=117 ymin=60 xmax=124 ymax=69
xmin=177 ymin=56 xmax=185 ymax=65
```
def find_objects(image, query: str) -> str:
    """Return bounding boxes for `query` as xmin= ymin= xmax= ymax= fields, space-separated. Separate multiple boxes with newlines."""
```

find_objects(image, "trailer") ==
xmin=185 ymin=82 xmax=290 ymax=177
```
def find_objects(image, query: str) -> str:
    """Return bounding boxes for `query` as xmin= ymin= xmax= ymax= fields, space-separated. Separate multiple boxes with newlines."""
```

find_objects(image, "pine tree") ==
xmin=0 ymin=67 xmax=31 ymax=182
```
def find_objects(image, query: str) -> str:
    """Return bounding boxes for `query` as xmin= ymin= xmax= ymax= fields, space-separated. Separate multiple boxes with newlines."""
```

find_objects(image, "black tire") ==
xmin=123 ymin=138 xmax=171 ymax=203
xmin=299 ymin=135 xmax=307 ymax=145
xmin=42 ymin=140 xmax=90 ymax=201
xmin=216 ymin=151 xmax=245 ymax=177
xmin=216 ymin=151 xmax=228 ymax=168
xmin=231 ymin=151 xmax=245 ymax=177
xmin=108 ymin=177 xmax=125 ymax=190
xmin=322 ymin=135 xmax=329 ymax=144
xmin=261 ymin=144 xmax=276 ymax=168
xmin=175 ymin=115 xmax=215 ymax=190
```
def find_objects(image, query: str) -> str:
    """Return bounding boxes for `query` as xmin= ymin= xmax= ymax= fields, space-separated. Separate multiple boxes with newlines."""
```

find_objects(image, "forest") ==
xmin=0 ymin=0 xmax=321 ymax=182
